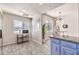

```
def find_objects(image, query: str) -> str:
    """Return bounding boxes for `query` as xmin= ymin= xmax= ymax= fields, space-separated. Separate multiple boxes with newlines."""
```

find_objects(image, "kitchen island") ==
xmin=50 ymin=36 xmax=79 ymax=55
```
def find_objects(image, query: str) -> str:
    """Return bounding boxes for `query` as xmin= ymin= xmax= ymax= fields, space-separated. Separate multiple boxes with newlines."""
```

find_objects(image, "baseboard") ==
xmin=0 ymin=42 xmax=17 ymax=47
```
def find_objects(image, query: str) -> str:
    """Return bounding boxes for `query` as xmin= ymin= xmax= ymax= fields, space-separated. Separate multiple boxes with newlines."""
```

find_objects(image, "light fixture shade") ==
xmin=57 ymin=15 xmax=64 ymax=21
xmin=56 ymin=11 xmax=64 ymax=21
xmin=58 ymin=16 xmax=63 ymax=20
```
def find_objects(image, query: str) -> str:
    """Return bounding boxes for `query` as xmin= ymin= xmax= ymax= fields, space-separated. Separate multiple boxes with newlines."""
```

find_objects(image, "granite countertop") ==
xmin=50 ymin=35 xmax=79 ymax=44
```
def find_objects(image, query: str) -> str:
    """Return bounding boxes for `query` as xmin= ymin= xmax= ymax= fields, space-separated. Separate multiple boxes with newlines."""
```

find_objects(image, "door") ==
xmin=61 ymin=46 xmax=77 ymax=55
xmin=51 ymin=43 xmax=60 ymax=55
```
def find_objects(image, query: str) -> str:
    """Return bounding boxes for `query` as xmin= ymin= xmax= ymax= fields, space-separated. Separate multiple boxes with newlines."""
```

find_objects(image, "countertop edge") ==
xmin=50 ymin=36 xmax=79 ymax=44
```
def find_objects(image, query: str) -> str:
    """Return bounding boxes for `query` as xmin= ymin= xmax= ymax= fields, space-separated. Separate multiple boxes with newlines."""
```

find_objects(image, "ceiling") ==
xmin=0 ymin=3 xmax=64 ymax=14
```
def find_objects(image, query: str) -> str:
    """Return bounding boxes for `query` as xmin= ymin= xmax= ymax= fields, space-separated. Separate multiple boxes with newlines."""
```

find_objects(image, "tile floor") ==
xmin=0 ymin=40 xmax=50 ymax=55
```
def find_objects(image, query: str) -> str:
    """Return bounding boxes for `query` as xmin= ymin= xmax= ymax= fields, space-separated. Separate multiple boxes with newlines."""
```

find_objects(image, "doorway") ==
xmin=41 ymin=14 xmax=56 ymax=44
xmin=0 ymin=11 xmax=32 ymax=55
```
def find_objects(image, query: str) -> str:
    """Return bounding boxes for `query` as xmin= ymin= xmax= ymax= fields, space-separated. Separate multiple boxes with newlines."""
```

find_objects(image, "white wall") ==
xmin=0 ymin=18 xmax=1 ymax=29
xmin=0 ymin=14 xmax=2 ymax=47
xmin=31 ymin=14 xmax=42 ymax=44
xmin=47 ymin=3 xmax=79 ymax=37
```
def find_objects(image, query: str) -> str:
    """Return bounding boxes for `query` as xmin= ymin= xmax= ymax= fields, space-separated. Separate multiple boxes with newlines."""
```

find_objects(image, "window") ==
xmin=13 ymin=20 xmax=23 ymax=34
xmin=14 ymin=20 xmax=23 ymax=30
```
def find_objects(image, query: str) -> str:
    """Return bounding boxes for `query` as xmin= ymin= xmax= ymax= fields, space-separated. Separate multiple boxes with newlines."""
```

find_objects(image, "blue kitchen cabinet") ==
xmin=51 ymin=43 xmax=60 ymax=55
xmin=51 ymin=38 xmax=60 ymax=44
xmin=50 ymin=37 xmax=79 ymax=55
xmin=51 ymin=38 xmax=60 ymax=55
xmin=61 ymin=40 xmax=77 ymax=55
xmin=61 ymin=40 xmax=77 ymax=50
xmin=61 ymin=46 xmax=77 ymax=55
xmin=77 ymin=45 xmax=79 ymax=54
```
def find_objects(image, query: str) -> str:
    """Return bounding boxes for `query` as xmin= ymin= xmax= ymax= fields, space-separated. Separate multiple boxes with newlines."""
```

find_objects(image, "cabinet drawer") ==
xmin=61 ymin=41 xmax=77 ymax=50
xmin=51 ymin=38 xmax=60 ymax=44
xmin=61 ymin=46 xmax=77 ymax=55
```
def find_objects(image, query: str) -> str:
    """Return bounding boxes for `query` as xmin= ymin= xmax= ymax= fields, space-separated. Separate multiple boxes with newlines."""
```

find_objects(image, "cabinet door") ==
xmin=61 ymin=46 xmax=77 ymax=55
xmin=51 ymin=43 xmax=60 ymax=55
xmin=77 ymin=45 xmax=79 ymax=55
